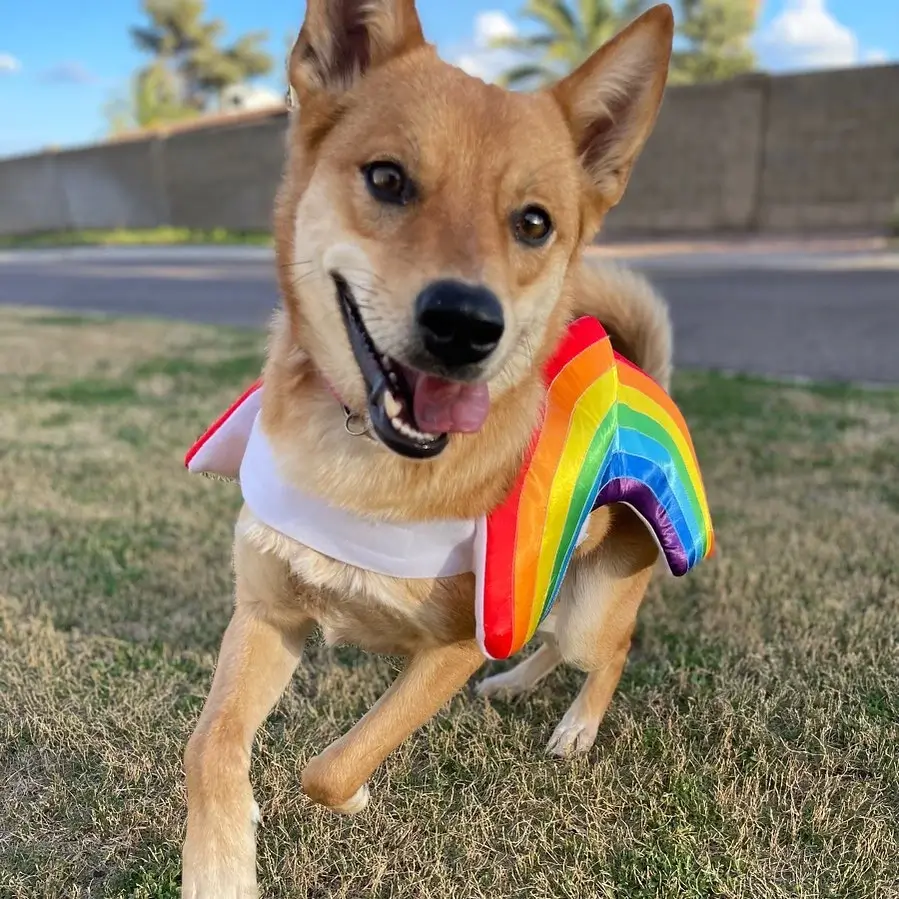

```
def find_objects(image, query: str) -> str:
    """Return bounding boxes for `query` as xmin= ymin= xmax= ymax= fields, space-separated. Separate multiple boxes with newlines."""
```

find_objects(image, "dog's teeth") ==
xmin=389 ymin=414 xmax=438 ymax=444
xmin=392 ymin=417 xmax=420 ymax=440
xmin=393 ymin=418 xmax=414 ymax=437
xmin=383 ymin=391 xmax=402 ymax=418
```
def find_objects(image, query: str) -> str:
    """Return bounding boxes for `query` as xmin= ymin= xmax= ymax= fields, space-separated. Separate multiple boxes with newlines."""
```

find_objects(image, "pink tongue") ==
xmin=412 ymin=374 xmax=490 ymax=434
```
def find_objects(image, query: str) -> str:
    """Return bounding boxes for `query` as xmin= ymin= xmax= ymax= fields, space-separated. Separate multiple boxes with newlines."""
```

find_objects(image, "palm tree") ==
xmin=493 ymin=0 xmax=648 ymax=88
xmin=131 ymin=0 xmax=272 ymax=113
xmin=670 ymin=0 xmax=759 ymax=84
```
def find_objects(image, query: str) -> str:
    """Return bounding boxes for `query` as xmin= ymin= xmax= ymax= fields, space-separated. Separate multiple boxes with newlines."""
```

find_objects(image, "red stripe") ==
xmin=544 ymin=317 xmax=606 ymax=382
xmin=183 ymin=379 xmax=263 ymax=469
xmin=481 ymin=470 xmax=526 ymax=659
xmin=480 ymin=316 xmax=608 ymax=659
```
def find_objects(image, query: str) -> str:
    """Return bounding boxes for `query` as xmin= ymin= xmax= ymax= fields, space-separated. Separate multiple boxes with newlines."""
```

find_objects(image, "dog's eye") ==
xmin=512 ymin=206 xmax=553 ymax=246
xmin=363 ymin=161 xmax=413 ymax=206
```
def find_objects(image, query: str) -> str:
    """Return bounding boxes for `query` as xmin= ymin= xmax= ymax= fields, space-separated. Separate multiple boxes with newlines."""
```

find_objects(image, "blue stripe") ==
xmin=544 ymin=420 xmax=706 ymax=613
xmin=591 ymin=441 xmax=699 ymax=569
xmin=617 ymin=426 xmax=702 ymax=562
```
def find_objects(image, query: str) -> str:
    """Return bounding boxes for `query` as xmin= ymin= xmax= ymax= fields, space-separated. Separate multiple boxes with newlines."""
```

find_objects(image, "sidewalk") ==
xmin=589 ymin=233 xmax=890 ymax=260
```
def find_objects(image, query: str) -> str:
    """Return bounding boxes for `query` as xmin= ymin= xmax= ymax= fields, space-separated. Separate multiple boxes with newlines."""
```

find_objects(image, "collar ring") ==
xmin=343 ymin=406 xmax=370 ymax=437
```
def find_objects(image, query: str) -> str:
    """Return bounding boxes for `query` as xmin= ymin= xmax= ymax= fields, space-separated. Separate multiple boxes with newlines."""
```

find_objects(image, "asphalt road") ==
xmin=1 ymin=245 xmax=897 ymax=383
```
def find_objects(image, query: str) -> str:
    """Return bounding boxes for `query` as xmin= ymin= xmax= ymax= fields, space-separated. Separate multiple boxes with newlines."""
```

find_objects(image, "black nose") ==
xmin=415 ymin=280 xmax=505 ymax=368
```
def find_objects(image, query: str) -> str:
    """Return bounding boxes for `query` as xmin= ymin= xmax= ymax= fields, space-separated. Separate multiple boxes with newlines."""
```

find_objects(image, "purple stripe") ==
xmin=595 ymin=478 xmax=689 ymax=576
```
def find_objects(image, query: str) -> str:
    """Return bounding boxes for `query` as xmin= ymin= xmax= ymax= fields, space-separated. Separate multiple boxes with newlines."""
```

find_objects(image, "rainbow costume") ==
xmin=186 ymin=316 xmax=714 ymax=661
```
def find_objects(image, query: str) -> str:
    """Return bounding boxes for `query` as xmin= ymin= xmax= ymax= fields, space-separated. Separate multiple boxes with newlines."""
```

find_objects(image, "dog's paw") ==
xmin=475 ymin=670 xmax=532 ymax=700
xmin=181 ymin=841 xmax=258 ymax=899
xmin=330 ymin=783 xmax=370 ymax=816
xmin=182 ymin=799 xmax=260 ymax=898
xmin=546 ymin=711 xmax=600 ymax=758
xmin=302 ymin=752 xmax=371 ymax=815
xmin=181 ymin=868 xmax=258 ymax=899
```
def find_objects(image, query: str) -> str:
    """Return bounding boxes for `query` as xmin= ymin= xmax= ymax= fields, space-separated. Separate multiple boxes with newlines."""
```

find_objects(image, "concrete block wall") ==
xmin=0 ymin=110 xmax=290 ymax=238
xmin=1 ymin=65 xmax=897 ymax=237
xmin=55 ymin=138 xmax=170 ymax=230
xmin=605 ymin=75 xmax=768 ymax=233
xmin=0 ymin=152 xmax=70 ymax=234
xmin=757 ymin=65 xmax=899 ymax=231
xmin=162 ymin=114 xmax=288 ymax=231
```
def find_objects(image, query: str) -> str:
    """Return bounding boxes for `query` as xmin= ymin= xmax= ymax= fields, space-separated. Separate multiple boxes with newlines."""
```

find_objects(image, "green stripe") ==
xmin=617 ymin=405 xmax=706 ymax=526
xmin=544 ymin=402 xmax=710 ymax=607
xmin=544 ymin=404 xmax=618 ymax=607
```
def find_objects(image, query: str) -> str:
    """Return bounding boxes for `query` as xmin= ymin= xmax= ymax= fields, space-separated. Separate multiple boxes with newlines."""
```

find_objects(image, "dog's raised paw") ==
xmin=331 ymin=783 xmax=370 ymax=816
xmin=546 ymin=714 xmax=600 ymax=758
xmin=475 ymin=671 xmax=530 ymax=699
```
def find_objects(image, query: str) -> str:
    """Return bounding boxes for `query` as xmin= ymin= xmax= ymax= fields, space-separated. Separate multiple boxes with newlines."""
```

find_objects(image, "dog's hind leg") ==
xmin=547 ymin=506 xmax=657 ymax=758
xmin=182 ymin=525 xmax=313 ymax=899
xmin=475 ymin=640 xmax=563 ymax=699
xmin=545 ymin=635 xmax=638 ymax=757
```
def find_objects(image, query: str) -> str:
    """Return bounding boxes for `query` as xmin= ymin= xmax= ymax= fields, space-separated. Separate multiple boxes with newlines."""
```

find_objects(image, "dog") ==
xmin=182 ymin=1 xmax=675 ymax=894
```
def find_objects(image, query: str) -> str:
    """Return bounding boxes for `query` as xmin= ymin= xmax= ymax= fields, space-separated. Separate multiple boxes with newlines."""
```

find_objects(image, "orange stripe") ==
xmin=511 ymin=340 xmax=615 ymax=649
xmin=616 ymin=359 xmax=703 ymax=463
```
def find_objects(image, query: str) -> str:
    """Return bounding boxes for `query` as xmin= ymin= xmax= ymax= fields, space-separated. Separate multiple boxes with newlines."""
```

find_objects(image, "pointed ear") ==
xmin=551 ymin=4 xmax=674 ymax=209
xmin=290 ymin=0 xmax=425 ymax=100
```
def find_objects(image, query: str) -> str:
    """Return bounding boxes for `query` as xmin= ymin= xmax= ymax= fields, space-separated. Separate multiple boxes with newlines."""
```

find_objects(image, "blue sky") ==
xmin=1 ymin=0 xmax=897 ymax=159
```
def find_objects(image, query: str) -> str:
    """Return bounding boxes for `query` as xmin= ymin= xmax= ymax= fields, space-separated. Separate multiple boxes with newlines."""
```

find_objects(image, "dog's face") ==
xmin=276 ymin=0 xmax=672 ymax=460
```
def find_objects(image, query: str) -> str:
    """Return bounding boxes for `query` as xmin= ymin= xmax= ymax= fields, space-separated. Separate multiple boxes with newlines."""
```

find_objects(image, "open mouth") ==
xmin=333 ymin=273 xmax=449 ymax=460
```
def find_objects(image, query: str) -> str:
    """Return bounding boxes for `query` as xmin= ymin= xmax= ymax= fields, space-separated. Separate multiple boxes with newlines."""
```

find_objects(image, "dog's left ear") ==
xmin=551 ymin=4 xmax=673 ymax=212
xmin=290 ymin=0 xmax=425 ymax=101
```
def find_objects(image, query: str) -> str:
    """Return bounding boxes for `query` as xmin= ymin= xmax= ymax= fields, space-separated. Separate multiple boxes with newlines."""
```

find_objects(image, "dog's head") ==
xmin=275 ymin=0 xmax=672 ymax=460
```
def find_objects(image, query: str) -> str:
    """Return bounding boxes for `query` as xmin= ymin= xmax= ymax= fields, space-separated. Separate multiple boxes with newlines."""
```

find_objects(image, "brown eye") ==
xmin=363 ymin=161 xmax=414 ymax=205
xmin=513 ymin=205 xmax=553 ymax=246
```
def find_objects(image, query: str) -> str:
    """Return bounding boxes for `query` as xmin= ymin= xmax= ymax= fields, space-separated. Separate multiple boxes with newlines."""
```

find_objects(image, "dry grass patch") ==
xmin=1 ymin=306 xmax=898 ymax=898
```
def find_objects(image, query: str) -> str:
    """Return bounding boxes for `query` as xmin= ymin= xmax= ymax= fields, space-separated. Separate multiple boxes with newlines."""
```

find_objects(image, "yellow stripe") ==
xmin=512 ymin=341 xmax=614 ymax=648
xmin=525 ymin=365 xmax=618 ymax=637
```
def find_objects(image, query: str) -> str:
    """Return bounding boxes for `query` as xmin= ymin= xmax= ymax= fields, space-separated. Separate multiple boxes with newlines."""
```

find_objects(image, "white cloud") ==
xmin=758 ymin=0 xmax=858 ymax=71
xmin=0 ymin=53 xmax=21 ymax=74
xmin=473 ymin=10 xmax=518 ymax=44
xmin=453 ymin=10 xmax=520 ymax=82
xmin=863 ymin=48 xmax=889 ymax=65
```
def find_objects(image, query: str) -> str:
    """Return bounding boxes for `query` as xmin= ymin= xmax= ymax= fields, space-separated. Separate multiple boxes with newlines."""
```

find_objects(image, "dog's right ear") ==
xmin=290 ymin=0 xmax=425 ymax=101
xmin=551 ymin=5 xmax=673 ymax=214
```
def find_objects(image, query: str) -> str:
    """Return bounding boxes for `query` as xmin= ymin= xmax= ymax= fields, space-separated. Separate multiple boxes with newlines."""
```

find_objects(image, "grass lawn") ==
xmin=0 ymin=227 xmax=272 ymax=250
xmin=1 ymin=306 xmax=898 ymax=899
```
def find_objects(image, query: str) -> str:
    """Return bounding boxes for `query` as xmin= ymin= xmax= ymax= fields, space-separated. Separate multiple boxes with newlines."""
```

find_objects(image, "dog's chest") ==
xmin=240 ymin=511 xmax=475 ymax=652
xmin=288 ymin=541 xmax=414 ymax=615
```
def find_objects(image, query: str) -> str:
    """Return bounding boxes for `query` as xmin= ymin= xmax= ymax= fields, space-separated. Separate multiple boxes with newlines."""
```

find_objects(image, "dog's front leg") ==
xmin=182 ymin=532 xmax=312 ymax=899
xmin=302 ymin=639 xmax=484 ymax=813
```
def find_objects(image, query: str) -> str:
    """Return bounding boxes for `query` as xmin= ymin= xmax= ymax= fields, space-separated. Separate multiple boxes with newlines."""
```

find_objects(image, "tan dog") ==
xmin=182 ymin=2 xmax=675 ymax=895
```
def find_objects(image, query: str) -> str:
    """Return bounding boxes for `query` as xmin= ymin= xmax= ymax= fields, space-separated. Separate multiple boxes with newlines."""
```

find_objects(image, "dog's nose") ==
xmin=415 ymin=280 xmax=505 ymax=368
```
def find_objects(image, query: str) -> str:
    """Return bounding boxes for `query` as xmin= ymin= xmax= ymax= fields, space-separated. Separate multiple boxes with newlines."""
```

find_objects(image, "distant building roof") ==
xmin=220 ymin=83 xmax=283 ymax=112
xmin=107 ymin=102 xmax=289 ymax=145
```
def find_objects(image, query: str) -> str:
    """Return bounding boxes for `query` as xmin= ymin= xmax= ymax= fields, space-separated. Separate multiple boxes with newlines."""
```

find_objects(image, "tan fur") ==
xmin=572 ymin=261 xmax=673 ymax=389
xmin=183 ymin=3 xmax=674 ymax=895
